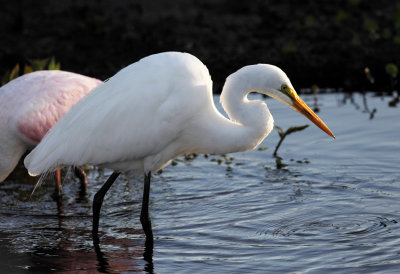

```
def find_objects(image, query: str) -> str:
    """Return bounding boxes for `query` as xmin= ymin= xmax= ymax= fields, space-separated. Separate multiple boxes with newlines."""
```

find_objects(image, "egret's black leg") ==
xmin=93 ymin=236 xmax=110 ymax=272
xmin=140 ymin=172 xmax=154 ymax=244
xmin=92 ymin=171 xmax=120 ymax=240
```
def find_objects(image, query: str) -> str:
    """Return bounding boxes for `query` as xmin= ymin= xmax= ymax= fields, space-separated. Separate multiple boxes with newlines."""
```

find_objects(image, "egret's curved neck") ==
xmin=192 ymin=77 xmax=274 ymax=156
xmin=221 ymin=75 xmax=274 ymax=144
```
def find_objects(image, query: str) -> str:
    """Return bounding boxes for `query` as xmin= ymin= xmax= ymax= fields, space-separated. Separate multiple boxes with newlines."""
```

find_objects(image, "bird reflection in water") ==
xmin=2 ymin=167 xmax=152 ymax=273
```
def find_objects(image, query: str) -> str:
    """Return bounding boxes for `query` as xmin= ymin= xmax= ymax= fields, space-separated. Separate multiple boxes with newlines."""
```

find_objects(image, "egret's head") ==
xmin=249 ymin=64 xmax=334 ymax=138
xmin=223 ymin=64 xmax=334 ymax=138
xmin=273 ymin=82 xmax=335 ymax=138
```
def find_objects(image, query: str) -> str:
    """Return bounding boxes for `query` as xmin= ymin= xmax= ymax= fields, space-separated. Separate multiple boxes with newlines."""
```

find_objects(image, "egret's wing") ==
xmin=25 ymin=52 xmax=213 ymax=175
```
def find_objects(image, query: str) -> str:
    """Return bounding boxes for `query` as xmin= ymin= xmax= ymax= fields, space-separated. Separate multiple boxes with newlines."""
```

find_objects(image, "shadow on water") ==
xmin=27 ymin=230 xmax=145 ymax=273
xmin=92 ymin=226 xmax=154 ymax=273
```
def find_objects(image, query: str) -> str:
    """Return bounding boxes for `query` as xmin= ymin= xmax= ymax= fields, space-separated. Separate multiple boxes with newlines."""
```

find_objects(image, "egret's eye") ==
xmin=280 ymin=84 xmax=289 ymax=94
xmin=280 ymin=84 xmax=296 ymax=99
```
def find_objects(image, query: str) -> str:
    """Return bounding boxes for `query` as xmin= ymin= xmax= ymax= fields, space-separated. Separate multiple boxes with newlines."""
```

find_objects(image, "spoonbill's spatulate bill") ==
xmin=24 ymin=52 xmax=334 ymax=243
xmin=0 ymin=70 xmax=101 ymax=194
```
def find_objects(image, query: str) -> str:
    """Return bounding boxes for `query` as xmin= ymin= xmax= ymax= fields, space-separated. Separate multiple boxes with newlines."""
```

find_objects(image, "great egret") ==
xmin=24 ymin=52 xmax=334 ymax=242
xmin=0 ymin=70 xmax=101 ymax=195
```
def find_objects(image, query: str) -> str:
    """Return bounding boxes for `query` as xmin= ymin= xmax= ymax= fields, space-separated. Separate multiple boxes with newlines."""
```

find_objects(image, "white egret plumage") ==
xmin=24 ymin=52 xmax=334 ymax=242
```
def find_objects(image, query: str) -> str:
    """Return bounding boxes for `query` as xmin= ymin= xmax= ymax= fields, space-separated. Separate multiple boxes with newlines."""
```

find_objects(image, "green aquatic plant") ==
xmin=382 ymin=28 xmax=392 ymax=39
xmin=351 ymin=35 xmax=361 ymax=46
xmin=273 ymin=125 xmax=309 ymax=157
xmin=334 ymin=10 xmax=349 ymax=25
xmin=385 ymin=63 xmax=398 ymax=90
xmin=222 ymin=154 xmax=234 ymax=165
xmin=282 ymin=42 xmax=297 ymax=54
xmin=394 ymin=35 xmax=400 ymax=45
xmin=29 ymin=57 xmax=61 ymax=71
xmin=207 ymin=154 xmax=234 ymax=166
xmin=1 ymin=57 xmax=60 ymax=86
xmin=385 ymin=63 xmax=398 ymax=79
xmin=304 ymin=16 xmax=315 ymax=27
xmin=364 ymin=18 xmax=379 ymax=35
xmin=275 ymin=157 xmax=287 ymax=169
xmin=184 ymin=153 xmax=198 ymax=161
xmin=273 ymin=125 xmax=309 ymax=169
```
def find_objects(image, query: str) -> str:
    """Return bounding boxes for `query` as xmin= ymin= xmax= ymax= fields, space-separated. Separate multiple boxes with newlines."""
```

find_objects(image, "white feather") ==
xmin=25 ymin=52 xmax=323 ymax=177
xmin=25 ymin=52 xmax=215 ymax=174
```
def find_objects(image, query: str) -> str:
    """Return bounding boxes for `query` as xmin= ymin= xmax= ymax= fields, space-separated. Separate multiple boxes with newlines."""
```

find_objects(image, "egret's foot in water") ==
xmin=140 ymin=172 xmax=154 ymax=245
xmin=92 ymin=171 xmax=120 ymax=238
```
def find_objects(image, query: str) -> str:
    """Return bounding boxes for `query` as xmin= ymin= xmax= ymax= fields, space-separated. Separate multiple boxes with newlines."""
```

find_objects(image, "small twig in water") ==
xmin=273 ymin=125 xmax=309 ymax=157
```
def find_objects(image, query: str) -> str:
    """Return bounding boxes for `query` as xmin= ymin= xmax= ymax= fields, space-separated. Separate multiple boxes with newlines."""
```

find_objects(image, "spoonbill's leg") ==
xmin=140 ymin=172 xmax=153 ymax=242
xmin=53 ymin=168 xmax=62 ymax=198
xmin=74 ymin=166 xmax=88 ymax=190
xmin=92 ymin=171 xmax=120 ymax=237
xmin=52 ymin=167 xmax=88 ymax=199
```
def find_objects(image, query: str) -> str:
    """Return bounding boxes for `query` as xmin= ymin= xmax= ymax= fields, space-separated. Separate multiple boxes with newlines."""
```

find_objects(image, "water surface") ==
xmin=1 ymin=92 xmax=399 ymax=273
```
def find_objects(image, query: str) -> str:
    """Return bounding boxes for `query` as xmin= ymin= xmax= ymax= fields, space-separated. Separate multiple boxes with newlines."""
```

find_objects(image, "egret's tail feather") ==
xmin=30 ymin=170 xmax=51 ymax=198
xmin=24 ymin=151 xmax=44 ymax=176
xmin=24 ymin=149 xmax=59 ymax=177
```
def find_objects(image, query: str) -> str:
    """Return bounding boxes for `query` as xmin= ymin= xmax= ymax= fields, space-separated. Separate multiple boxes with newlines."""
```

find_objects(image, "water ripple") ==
xmin=263 ymin=214 xmax=397 ymax=240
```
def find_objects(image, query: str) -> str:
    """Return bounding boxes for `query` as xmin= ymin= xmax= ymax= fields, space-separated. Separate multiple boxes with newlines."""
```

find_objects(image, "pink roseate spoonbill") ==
xmin=24 ymin=52 xmax=334 ymax=243
xmin=0 ymin=70 xmax=101 ymax=196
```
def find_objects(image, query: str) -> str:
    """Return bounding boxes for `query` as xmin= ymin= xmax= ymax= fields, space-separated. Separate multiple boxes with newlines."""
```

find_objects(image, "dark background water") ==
xmin=1 ymin=93 xmax=399 ymax=273
xmin=1 ymin=0 xmax=400 ymax=90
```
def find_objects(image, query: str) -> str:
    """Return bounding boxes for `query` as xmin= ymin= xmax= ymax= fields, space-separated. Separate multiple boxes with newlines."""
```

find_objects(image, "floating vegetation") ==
xmin=258 ymin=146 xmax=267 ymax=151
xmin=222 ymin=154 xmax=234 ymax=165
xmin=207 ymin=154 xmax=234 ymax=166
xmin=290 ymin=158 xmax=310 ymax=164
xmin=184 ymin=153 xmax=198 ymax=161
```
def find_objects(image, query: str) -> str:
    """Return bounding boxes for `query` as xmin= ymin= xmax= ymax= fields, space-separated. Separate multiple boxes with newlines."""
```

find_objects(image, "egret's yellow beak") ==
xmin=290 ymin=92 xmax=335 ymax=138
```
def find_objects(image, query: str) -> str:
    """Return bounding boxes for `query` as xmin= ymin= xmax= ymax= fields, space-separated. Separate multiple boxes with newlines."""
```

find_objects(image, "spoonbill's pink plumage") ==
xmin=0 ymin=70 xmax=101 ymax=182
